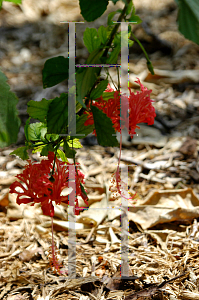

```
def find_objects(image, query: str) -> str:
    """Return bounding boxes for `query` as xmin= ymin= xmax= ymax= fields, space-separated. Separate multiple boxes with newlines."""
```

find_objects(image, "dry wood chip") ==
xmin=0 ymin=190 xmax=9 ymax=207
xmin=145 ymin=69 xmax=199 ymax=84
xmin=51 ymin=276 xmax=100 ymax=297
xmin=6 ymin=159 xmax=27 ymax=170
xmin=180 ymin=291 xmax=199 ymax=300
xmin=179 ymin=137 xmax=197 ymax=156
xmin=0 ymin=156 xmax=7 ymax=166
xmin=0 ymin=282 xmax=12 ymax=299
xmin=86 ymin=166 xmax=105 ymax=177
xmin=0 ymin=176 xmax=16 ymax=185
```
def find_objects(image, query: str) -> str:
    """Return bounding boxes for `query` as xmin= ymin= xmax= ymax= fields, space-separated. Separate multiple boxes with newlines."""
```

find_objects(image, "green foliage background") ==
xmin=0 ymin=70 xmax=20 ymax=147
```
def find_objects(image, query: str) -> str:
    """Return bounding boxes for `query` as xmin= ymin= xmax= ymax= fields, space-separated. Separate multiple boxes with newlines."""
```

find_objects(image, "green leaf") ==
xmin=27 ymin=98 xmax=52 ymax=122
xmin=98 ymin=26 xmax=107 ymax=44
xmin=121 ymin=31 xmax=134 ymax=48
xmin=67 ymin=138 xmax=83 ymax=149
xmin=0 ymin=70 xmax=20 ymax=148
xmin=75 ymin=114 xmax=94 ymax=138
xmin=83 ymin=28 xmax=101 ymax=53
xmin=90 ymin=79 xmax=108 ymax=99
xmin=121 ymin=31 xmax=129 ymax=47
xmin=79 ymin=0 xmax=108 ymax=22
xmin=108 ymin=11 xmax=118 ymax=25
xmin=113 ymin=32 xmax=121 ymax=47
xmin=175 ymin=0 xmax=199 ymax=45
xmin=129 ymin=39 xmax=134 ymax=47
xmin=32 ymin=143 xmax=45 ymax=154
xmin=126 ymin=3 xmax=142 ymax=24
xmin=107 ymin=45 xmax=121 ymax=64
xmin=40 ymin=144 xmax=54 ymax=156
xmin=76 ymin=49 xmax=103 ymax=107
xmin=42 ymin=56 xmax=69 ymax=88
xmin=147 ymin=61 xmax=154 ymax=75
xmin=57 ymin=148 xmax=68 ymax=162
xmin=128 ymin=14 xmax=142 ymax=24
xmin=77 ymin=68 xmax=99 ymax=98
xmin=91 ymin=105 xmax=119 ymax=147
xmin=47 ymin=93 xmax=68 ymax=134
xmin=27 ymin=122 xmax=47 ymax=142
xmin=24 ymin=117 xmax=31 ymax=142
xmin=111 ymin=0 xmax=119 ymax=3
xmin=126 ymin=0 xmax=133 ymax=15
xmin=101 ymin=91 xmax=115 ymax=101
xmin=10 ymin=147 xmax=29 ymax=160
xmin=80 ymin=182 xmax=88 ymax=199
xmin=76 ymin=68 xmax=100 ymax=107
xmin=86 ymin=48 xmax=104 ymax=64
xmin=112 ymin=32 xmax=133 ymax=58
xmin=1 ymin=0 xmax=20 ymax=7
xmin=1 ymin=0 xmax=21 ymax=6
xmin=32 ymin=143 xmax=54 ymax=155
xmin=4 ymin=0 xmax=21 ymax=3
xmin=76 ymin=101 xmax=83 ymax=113
xmin=63 ymin=140 xmax=76 ymax=159
xmin=45 ymin=133 xmax=59 ymax=142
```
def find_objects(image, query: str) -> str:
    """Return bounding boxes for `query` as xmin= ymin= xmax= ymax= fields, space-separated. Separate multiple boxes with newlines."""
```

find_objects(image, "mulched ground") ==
xmin=1 ymin=0 xmax=199 ymax=299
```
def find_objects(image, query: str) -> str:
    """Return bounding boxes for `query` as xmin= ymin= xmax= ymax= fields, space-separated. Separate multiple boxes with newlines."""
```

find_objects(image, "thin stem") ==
xmin=115 ymin=133 xmax=134 ymax=200
xmin=103 ymin=0 xmax=131 ymax=58
xmin=50 ymin=216 xmax=63 ymax=274
xmin=51 ymin=153 xmax=56 ymax=176
xmin=131 ymin=32 xmax=153 ymax=67
xmin=72 ymin=140 xmax=79 ymax=178
xmin=51 ymin=144 xmax=60 ymax=176
xmin=78 ymin=0 xmax=131 ymax=117
xmin=105 ymin=67 xmax=117 ymax=89
xmin=116 ymin=67 xmax=120 ymax=90
xmin=71 ymin=139 xmax=76 ymax=166
xmin=115 ymin=132 xmax=122 ymax=194
xmin=117 ymin=132 xmax=123 ymax=172
xmin=51 ymin=216 xmax=56 ymax=264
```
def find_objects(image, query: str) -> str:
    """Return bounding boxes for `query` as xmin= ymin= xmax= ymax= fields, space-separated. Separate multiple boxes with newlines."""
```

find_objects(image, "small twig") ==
xmin=125 ymin=272 xmax=189 ymax=300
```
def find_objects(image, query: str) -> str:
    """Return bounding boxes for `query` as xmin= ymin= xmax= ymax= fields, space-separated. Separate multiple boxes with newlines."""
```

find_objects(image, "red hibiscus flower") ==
xmin=84 ymin=84 xmax=122 ymax=134
xmin=127 ymin=78 xmax=156 ymax=137
xmin=84 ymin=79 xmax=156 ymax=137
xmin=84 ymin=79 xmax=156 ymax=201
xmin=10 ymin=152 xmax=88 ymax=217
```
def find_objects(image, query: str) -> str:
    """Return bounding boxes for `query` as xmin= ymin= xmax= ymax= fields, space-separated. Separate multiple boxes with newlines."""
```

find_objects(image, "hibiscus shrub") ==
xmin=9 ymin=0 xmax=156 ymax=274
